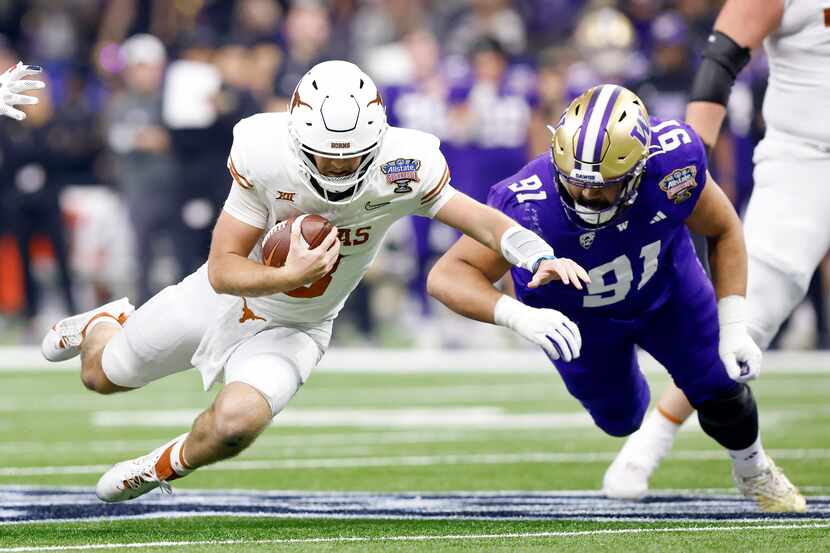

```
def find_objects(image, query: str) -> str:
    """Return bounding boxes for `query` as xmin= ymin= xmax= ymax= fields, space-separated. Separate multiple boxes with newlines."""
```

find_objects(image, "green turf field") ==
xmin=1 ymin=361 xmax=828 ymax=552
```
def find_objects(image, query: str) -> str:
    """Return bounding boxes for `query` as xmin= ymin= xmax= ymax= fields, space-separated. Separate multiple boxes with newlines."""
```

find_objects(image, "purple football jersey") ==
xmin=488 ymin=117 xmax=709 ymax=320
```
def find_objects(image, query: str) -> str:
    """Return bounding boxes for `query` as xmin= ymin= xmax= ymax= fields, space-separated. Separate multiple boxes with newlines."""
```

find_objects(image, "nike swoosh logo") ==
xmin=364 ymin=200 xmax=391 ymax=211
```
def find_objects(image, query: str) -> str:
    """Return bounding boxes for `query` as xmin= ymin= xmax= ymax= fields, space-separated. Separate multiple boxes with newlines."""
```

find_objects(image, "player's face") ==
xmin=313 ymin=155 xmax=362 ymax=177
xmin=562 ymin=181 xmax=622 ymax=210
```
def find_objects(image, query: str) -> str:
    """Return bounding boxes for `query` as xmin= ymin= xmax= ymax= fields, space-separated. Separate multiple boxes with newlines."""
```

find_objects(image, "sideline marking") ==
xmin=1 ymin=523 xmax=828 ymax=552
xmin=1 ymin=488 xmax=827 ymax=525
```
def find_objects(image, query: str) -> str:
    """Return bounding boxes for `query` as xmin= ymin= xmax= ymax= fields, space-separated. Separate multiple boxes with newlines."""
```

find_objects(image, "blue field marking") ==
xmin=1 ymin=487 xmax=826 ymax=524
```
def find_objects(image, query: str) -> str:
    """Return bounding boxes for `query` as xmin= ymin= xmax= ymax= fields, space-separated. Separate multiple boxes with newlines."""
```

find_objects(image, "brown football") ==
xmin=261 ymin=214 xmax=334 ymax=268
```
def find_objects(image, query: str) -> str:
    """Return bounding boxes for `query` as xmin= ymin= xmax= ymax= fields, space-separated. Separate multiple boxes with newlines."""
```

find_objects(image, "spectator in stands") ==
xmin=0 ymin=63 xmax=79 ymax=326
xmin=272 ymin=1 xmax=334 ymax=105
xmin=103 ymin=33 xmax=177 ymax=304
xmin=635 ymin=12 xmax=693 ymax=121
xmin=445 ymin=0 xmax=527 ymax=57
xmin=166 ymin=33 xmax=260 ymax=276
xmin=447 ymin=36 xmax=540 ymax=204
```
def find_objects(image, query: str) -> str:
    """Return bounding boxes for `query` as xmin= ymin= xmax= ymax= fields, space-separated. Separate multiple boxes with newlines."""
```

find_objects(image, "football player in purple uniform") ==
xmin=427 ymin=84 xmax=805 ymax=512
xmin=605 ymin=0 xmax=828 ymax=509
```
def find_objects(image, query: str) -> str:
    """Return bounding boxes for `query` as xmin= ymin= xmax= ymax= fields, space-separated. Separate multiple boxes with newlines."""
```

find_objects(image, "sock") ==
xmin=655 ymin=404 xmax=686 ymax=426
xmin=729 ymin=436 xmax=770 ymax=477
xmin=617 ymin=408 xmax=681 ymax=472
xmin=154 ymin=435 xmax=193 ymax=481
xmin=170 ymin=435 xmax=193 ymax=475
xmin=83 ymin=314 xmax=123 ymax=337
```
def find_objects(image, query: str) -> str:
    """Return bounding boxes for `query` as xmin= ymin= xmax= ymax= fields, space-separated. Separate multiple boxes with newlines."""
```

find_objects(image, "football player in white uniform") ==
xmin=0 ymin=62 xmax=45 ymax=120
xmin=604 ymin=0 xmax=823 ymax=511
xmin=41 ymin=60 xmax=590 ymax=502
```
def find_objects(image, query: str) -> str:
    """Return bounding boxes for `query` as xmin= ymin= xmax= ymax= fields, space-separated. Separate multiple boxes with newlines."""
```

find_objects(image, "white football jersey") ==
xmin=223 ymin=112 xmax=455 ymax=324
xmin=762 ymin=0 xmax=830 ymax=146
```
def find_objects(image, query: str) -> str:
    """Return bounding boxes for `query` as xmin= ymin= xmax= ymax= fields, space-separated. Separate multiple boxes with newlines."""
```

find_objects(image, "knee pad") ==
xmin=697 ymin=384 xmax=758 ymax=450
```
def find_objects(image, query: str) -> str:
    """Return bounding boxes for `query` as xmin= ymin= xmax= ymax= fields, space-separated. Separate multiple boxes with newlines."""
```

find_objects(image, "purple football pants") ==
xmin=550 ymin=268 xmax=739 ymax=437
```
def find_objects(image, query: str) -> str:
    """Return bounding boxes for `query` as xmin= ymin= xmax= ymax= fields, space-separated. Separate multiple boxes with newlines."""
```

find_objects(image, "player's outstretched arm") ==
xmin=686 ymin=173 xmax=761 ymax=382
xmin=427 ymin=235 xmax=581 ymax=362
xmin=0 ymin=62 xmax=45 ymax=121
xmin=685 ymin=0 xmax=783 ymax=147
xmin=433 ymin=192 xmax=590 ymax=290
xmin=207 ymin=210 xmax=339 ymax=297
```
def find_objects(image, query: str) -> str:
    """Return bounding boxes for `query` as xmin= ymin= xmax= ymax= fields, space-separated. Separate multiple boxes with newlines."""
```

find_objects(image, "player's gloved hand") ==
xmin=494 ymin=295 xmax=581 ymax=362
xmin=718 ymin=295 xmax=762 ymax=382
xmin=529 ymin=257 xmax=591 ymax=290
xmin=0 ymin=62 xmax=45 ymax=121
xmin=285 ymin=217 xmax=341 ymax=288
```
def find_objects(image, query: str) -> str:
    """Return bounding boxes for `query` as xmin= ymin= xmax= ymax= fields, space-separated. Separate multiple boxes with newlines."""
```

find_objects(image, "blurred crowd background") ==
xmin=0 ymin=0 xmax=827 ymax=349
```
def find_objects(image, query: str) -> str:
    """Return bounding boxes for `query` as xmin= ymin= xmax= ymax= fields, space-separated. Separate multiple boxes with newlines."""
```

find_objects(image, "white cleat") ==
xmin=41 ymin=298 xmax=134 ymax=362
xmin=96 ymin=434 xmax=186 ymax=503
xmin=733 ymin=456 xmax=807 ymax=513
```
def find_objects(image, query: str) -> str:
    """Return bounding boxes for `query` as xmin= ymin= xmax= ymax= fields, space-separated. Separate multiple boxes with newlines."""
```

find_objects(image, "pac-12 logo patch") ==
xmin=381 ymin=158 xmax=420 ymax=193
xmin=579 ymin=232 xmax=595 ymax=249
xmin=659 ymin=165 xmax=697 ymax=204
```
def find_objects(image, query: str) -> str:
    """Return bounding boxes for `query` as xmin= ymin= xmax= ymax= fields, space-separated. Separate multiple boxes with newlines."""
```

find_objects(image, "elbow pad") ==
xmin=689 ymin=31 xmax=751 ymax=106
xmin=500 ymin=225 xmax=554 ymax=272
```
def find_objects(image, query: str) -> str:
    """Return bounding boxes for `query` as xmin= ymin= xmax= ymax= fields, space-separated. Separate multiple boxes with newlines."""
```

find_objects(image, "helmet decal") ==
xmin=367 ymin=91 xmax=383 ymax=107
xmin=551 ymin=84 xmax=651 ymax=229
xmin=290 ymin=90 xmax=311 ymax=113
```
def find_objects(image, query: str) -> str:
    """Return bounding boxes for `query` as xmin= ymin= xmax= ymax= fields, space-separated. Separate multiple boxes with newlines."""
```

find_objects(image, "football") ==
xmin=261 ymin=214 xmax=334 ymax=268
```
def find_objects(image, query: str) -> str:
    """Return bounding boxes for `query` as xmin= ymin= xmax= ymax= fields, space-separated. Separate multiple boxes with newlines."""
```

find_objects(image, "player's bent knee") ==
xmin=80 ymin=366 xmax=119 ymax=395
xmin=588 ymin=404 xmax=646 ymax=437
xmin=696 ymin=384 xmax=758 ymax=450
xmin=210 ymin=389 xmax=273 ymax=450
xmin=598 ymin=415 xmax=643 ymax=437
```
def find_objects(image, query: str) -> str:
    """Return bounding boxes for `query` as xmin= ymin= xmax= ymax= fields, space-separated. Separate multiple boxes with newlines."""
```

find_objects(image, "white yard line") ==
xmin=2 ymin=347 xmax=830 ymax=374
xmin=0 ymin=523 xmax=827 ymax=552
xmin=90 ymin=408 xmax=598 ymax=429
xmin=2 ymin=449 xmax=828 ymax=477
xmin=0 ymin=430 xmax=555 ymax=455
xmin=86 ymin=407 xmax=789 ymax=431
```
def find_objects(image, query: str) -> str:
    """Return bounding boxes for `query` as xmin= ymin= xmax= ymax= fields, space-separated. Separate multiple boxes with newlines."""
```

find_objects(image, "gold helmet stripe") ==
xmin=577 ymin=85 xmax=622 ymax=170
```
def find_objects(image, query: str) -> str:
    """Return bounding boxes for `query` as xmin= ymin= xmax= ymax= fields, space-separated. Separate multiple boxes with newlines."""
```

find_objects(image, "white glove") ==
xmin=0 ymin=62 xmax=45 ymax=121
xmin=494 ymin=295 xmax=581 ymax=362
xmin=718 ymin=295 xmax=762 ymax=382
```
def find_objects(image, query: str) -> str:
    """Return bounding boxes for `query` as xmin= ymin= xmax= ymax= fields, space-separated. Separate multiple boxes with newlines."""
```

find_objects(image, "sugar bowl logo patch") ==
xmin=659 ymin=165 xmax=697 ymax=204
xmin=381 ymin=158 xmax=420 ymax=193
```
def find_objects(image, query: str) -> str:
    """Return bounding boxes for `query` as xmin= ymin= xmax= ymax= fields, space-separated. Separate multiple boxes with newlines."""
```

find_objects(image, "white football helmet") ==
xmin=287 ymin=60 xmax=388 ymax=203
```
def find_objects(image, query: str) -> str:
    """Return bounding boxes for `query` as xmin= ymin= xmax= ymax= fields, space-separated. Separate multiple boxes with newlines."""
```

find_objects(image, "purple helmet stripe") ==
xmin=575 ymin=89 xmax=601 ymax=163
xmin=591 ymin=86 xmax=622 ymax=170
